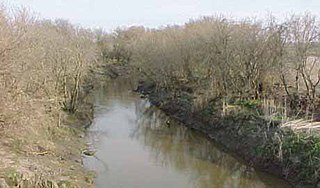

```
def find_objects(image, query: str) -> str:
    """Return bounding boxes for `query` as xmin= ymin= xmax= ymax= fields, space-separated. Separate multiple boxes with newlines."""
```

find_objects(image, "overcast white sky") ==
xmin=3 ymin=0 xmax=320 ymax=31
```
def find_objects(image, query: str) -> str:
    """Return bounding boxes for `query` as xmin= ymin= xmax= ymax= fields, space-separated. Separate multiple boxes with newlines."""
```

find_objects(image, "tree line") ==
xmin=102 ymin=14 xmax=320 ymax=120
xmin=1 ymin=6 xmax=320 ymax=135
xmin=0 ymin=6 xmax=98 ymax=132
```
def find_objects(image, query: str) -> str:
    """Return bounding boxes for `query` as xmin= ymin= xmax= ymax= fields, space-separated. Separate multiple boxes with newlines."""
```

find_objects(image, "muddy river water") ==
xmin=84 ymin=79 xmax=289 ymax=188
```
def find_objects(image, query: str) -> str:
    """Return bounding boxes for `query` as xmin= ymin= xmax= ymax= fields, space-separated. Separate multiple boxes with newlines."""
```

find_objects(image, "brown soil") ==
xmin=0 ymin=103 xmax=95 ymax=188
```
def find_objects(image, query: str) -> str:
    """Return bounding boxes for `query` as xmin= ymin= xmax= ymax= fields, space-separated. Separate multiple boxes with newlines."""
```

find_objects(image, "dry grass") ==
xmin=282 ymin=119 xmax=320 ymax=132
xmin=0 ymin=5 xmax=98 ymax=187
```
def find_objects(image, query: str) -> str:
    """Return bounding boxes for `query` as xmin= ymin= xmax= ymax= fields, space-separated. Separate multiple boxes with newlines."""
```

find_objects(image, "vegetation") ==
xmin=103 ymin=14 xmax=320 ymax=120
xmin=260 ymin=130 xmax=320 ymax=183
xmin=0 ymin=5 xmax=99 ymax=187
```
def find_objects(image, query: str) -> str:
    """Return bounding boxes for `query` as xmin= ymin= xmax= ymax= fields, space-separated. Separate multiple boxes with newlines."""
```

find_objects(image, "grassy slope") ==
xmin=0 ymin=92 xmax=95 ymax=188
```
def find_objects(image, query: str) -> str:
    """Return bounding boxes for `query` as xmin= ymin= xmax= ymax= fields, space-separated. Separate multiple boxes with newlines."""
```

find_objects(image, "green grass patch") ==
xmin=259 ymin=130 xmax=320 ymax=184
xmin=234 ymin=99 xmax=261 ymax=109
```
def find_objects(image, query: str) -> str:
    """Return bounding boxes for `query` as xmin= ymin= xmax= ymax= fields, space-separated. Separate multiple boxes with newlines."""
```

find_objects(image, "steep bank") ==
xmin=0 ymin=87 xmax=95 ymax=188
xmin=136 ymin=80 xmax=320 ymax=187
xmin=0 ymin=69 xmax=99 ymax=187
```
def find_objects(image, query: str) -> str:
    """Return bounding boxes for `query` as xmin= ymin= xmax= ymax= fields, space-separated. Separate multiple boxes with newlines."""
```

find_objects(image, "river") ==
xmin=83 ymin=79 xmax=289 ymax=188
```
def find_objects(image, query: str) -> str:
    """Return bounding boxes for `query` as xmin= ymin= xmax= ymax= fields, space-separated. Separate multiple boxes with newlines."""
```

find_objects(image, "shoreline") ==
xmin=0 ymin=84 xmax=96 ymax=188
xmin=135 ymin=80 xmax=319 ymax=187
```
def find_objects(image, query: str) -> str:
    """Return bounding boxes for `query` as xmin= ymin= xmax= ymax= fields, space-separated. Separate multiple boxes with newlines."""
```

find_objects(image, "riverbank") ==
xmin=136 ymin=80 xmax=320 ymax=187
xmin=0 ymin=83 xmax=96 ymax=187
xmin=0 ymin=6 xmax=103 ymax=187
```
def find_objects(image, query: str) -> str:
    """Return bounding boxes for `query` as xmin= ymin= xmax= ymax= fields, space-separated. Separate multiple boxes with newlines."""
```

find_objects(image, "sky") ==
xmin=3 ymin=0 xmax=320 ymax=31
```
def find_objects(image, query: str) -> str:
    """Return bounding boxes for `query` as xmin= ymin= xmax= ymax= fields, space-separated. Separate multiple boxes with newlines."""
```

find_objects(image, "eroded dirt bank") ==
xmin=136 ymin=80 xmax=319 ymax=188
xmin=0 ymin=87 xmax=96 ymax=188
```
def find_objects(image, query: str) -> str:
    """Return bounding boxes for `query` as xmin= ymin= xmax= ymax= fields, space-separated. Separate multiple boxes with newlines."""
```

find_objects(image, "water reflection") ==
xmin=84 ymin=79 xmax=289 ymax=188
xmin=134 ymin=104 xmax=289 ymax=188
